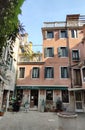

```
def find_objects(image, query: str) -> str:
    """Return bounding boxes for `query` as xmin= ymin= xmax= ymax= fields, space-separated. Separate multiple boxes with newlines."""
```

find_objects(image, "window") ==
xmin=19 ymin=67 xmax=25 ymax=78
xmin=44 ymin=47 xmax=54 ymax=58
xmin=71 ymin=30 xmax=77 ymax=38
xmin=46 ymin=90 xmax=53 ymax=100
xmin=45 ymin=67 xmax=54 ymax=78
xmin=47 ymin=31 xmax=54 ymax=38
xmin=58 ymin=47 xmax=68 ymax=57
xmin=82 ymin=68 xmax=85 ymax=82
xmin=62 ymin=90 xmax=69 ymax=103
xmin=61 ymin=67 xmax=69 ymax=78
xmin=72 ymin=50 xmax=79 ymax=61
xmin=32 ymin=67 xmax=40 ymax=78
xmin=60 ymin=30 xmax=67 ymax=38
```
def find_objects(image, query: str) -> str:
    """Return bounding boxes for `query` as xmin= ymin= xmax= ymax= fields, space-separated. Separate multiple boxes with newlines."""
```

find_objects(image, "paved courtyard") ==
xmin=0 ymin=111 xmax=85 ymax=130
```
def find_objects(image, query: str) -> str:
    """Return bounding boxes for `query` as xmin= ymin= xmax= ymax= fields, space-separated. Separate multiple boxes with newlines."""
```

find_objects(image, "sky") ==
xmin=18 ymin=0 xmax=85 ymax=52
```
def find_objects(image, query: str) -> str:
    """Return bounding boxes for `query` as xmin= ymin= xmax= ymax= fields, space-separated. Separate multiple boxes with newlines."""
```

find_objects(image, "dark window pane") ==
xmin=45 ymin=67 xmax=54 ymax=78
xmin=46 ymin=90 xmax=53 ymax=100
xmin=32 ymin=67 xmax=39 ymax=78
xmin=61 ymin=67 xmax=68 ymax=78
xmin=44 ymin=47 xmax=54 ymax=57
xmin=19 ymin=67 xmax=25 ymax=78
xmin=58 ymin=47 xmax=68 ymax=57
xmin=47 ymin=31 xmax=54 ymax=38
xmin=60 ymin=30 xmax=67 ymax=38
xmin=62 ymin=90 xmax=69 ymax=103
xmin=72 ymin=50 xmax=79 ymax=60
xmin=71 ymin=30 xmax=77 ymax=38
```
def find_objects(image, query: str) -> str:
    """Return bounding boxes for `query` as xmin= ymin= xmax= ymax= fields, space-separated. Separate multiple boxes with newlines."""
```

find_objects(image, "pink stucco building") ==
xmin=16 ymin=14 xmax=85 ymax=112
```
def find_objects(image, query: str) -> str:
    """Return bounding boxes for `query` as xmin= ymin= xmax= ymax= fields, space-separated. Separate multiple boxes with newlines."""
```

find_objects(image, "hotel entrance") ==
xmin=30 ymin=90 xmax=38 ymax=108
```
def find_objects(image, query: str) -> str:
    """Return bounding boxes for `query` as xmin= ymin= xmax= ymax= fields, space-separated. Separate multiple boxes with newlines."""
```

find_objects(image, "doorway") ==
xmin=75 ymin=91 xmax=83 ymax=112
xmin=30 ymin=90 xmax=38 ymax=108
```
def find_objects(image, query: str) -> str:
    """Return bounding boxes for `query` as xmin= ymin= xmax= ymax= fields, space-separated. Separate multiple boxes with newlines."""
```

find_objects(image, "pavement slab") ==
xmin=0 ymin=111 xmax=85 ymax=130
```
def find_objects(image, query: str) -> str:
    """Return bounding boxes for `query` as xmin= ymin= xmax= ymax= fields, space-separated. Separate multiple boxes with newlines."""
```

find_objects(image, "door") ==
xmin=30 ymin=90 xmax=38 ymax=108
xmin=75 ymin=91 xmax=83 ymax=112
xmin=74 ymin=69 xmax=82 ymax=86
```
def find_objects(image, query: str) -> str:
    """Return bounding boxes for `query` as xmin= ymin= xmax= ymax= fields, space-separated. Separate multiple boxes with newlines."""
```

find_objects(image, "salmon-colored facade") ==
xmin=16 ymin=14 xmax=85 ymax=112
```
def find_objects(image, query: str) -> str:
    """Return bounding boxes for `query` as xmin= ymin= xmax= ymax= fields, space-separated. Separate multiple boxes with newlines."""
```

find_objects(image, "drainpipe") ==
xmin=66 ymin=23 xmax=73 ymax=88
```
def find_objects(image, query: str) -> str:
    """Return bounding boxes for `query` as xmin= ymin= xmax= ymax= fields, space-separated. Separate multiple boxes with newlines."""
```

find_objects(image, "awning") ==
xmin=15 ymin=85 xmax=68 ymax=90
xmin=68 ymin=88 xmax=85 ymax=91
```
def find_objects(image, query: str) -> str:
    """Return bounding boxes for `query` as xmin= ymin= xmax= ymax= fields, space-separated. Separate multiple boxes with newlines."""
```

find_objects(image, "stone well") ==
xmin=57 ymin=112 xmax=78 ymax=130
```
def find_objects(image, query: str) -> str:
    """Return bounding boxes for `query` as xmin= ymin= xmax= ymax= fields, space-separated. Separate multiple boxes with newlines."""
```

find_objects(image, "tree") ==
xmin=0 ymin=0 xmax=25 ymax=54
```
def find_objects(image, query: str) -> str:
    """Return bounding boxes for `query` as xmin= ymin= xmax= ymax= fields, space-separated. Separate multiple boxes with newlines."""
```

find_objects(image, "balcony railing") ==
xmin=18 ymin=56 xmax=42 ymax=62
xmin=43 ymin=21 xmax=85 ymax=28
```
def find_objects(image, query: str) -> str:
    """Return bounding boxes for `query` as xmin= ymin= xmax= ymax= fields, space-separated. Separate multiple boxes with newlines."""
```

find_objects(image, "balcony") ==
xmin=43 ymin=22 xmax=66 ymax=28
xmin=43 ymin=21 xmax=84 ymax=28
xmin=18 ymin=56 xmax=42 ymax=62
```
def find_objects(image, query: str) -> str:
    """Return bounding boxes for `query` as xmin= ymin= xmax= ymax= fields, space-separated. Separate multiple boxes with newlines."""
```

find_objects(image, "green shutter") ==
xmin=61 ymin=67 xmax=64 ymax=78
xmin=44 ymin=67 xmax=47 ymax=78
xmin=52 ymin=67 xmax=54 ymax=78
xmin=66 ymin=47 xmax=68 ymax=57
xmin=44 ymin=48 xmax=47 ymax=58
xmin=52 ymin=48 xmax=54 ymax=57
xmin=58 ymin=47 xmax=62 ymax=57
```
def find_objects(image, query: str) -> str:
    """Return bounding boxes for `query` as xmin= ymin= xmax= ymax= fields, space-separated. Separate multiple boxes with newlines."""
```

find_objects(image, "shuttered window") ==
xmin=47 ymin=31 xmax=54 ymax=38
xmin=44 ymin=47 xmax=54 ymax=58
xmin=58 ymin=47 xmax=68 ymax=57
xmin=19 ymin=67 xmax=25 ymax=78
xmin=45 ymin=67 xmax=54 ymax=78
xmin=60 ymin=30 xmax=67 ymax=38
xmin=61 ymin=67 xmax=69 ymax=78
xmin=72 ymin=50 xmax=79 ymax=61
xmin=32 ymin=67 xmax=40 ymax=78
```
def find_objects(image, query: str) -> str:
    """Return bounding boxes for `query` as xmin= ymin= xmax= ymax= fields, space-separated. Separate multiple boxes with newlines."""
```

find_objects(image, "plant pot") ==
xmin=0 ymin=112 xmax=4 ymax=116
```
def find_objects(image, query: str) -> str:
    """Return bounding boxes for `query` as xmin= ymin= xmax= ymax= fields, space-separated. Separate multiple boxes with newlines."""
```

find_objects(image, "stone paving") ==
xmin=0 ymin=111 xmax=85 ymax=130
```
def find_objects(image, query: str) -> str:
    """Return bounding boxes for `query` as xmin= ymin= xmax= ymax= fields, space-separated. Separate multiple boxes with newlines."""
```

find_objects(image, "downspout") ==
xmin=66 ymin=22 xmax=73 ymax=88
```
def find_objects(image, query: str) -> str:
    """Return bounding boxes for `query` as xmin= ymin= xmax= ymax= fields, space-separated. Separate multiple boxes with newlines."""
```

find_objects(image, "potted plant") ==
xmin=0 ymin=110 xmax=4 ymax=116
